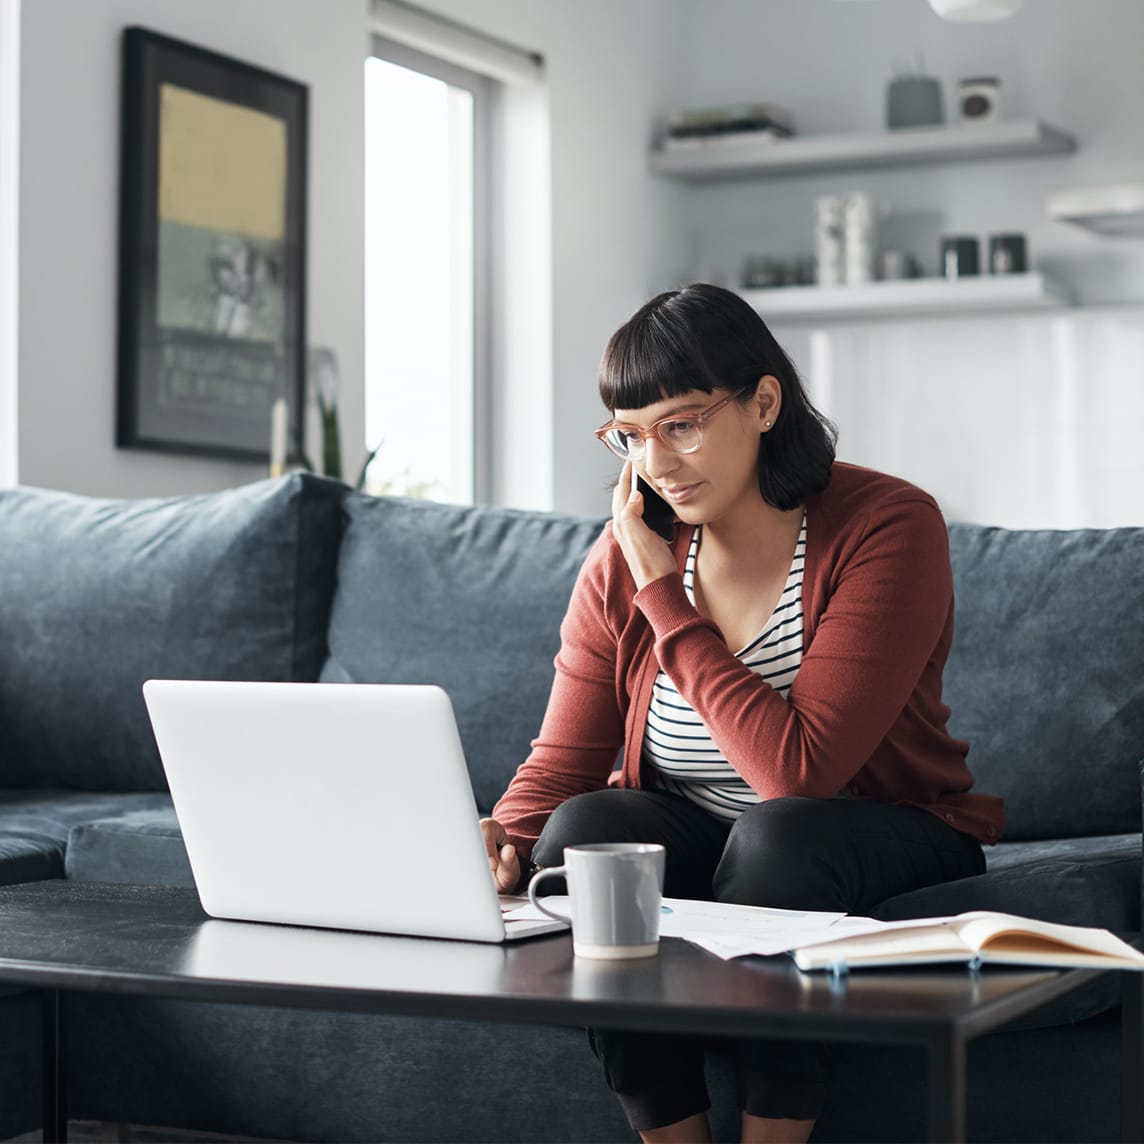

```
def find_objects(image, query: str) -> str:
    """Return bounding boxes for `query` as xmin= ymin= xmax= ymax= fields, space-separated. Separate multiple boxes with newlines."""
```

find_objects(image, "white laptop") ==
xmin=142 ymin=679 xmax=567 ymax=943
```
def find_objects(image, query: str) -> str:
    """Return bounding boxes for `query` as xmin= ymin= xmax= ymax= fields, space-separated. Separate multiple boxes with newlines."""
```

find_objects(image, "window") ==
xmin=363 ymin=39 xmax=490 ymax=504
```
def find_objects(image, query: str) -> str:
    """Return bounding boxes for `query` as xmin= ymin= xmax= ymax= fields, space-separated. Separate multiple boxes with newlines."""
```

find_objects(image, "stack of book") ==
xmin=660 ymin=102 xmax=794 ymax=151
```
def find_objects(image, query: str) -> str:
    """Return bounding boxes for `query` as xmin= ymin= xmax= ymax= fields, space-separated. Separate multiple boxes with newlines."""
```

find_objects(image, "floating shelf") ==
xmin=1046 ymin=184 xmax=1144 ymax=238
xmin=650 ymin=120 xmax=1075 ymax=182
xmin=740 ymin=273 xmax=1070 ymax=323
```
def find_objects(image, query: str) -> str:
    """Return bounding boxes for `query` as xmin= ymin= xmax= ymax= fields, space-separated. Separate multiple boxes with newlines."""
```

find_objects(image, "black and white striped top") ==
xmin=643 ymin=515 xmax=806 ymax=821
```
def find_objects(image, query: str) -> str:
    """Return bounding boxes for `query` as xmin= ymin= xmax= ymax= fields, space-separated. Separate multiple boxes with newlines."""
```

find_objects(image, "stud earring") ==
xmin=764 ymin=420 xmax=772 ymax=428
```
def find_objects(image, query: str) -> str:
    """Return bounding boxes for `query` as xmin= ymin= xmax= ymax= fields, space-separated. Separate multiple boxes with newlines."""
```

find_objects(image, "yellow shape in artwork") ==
xmin=158 ymin=83 xmax=286 ymax=240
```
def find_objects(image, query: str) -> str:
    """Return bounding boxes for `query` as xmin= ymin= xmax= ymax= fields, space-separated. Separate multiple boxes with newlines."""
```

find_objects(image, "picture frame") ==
xmin=116 ymin=27 xmax=308 ymax=462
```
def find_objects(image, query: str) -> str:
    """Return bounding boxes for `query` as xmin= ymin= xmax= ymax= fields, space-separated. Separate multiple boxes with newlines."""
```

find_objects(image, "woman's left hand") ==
xmin=612 ymin=461 xmax=678 ymax=591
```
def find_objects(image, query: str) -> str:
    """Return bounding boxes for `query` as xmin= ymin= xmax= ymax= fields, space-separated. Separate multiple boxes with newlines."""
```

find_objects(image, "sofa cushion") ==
xmin=0 ymin=790 xmax=176 ymax=883
xmin=944 ymin=523 xmax=1144 ymax=840
xmin=0 ymin=835 xmax=59 ymax=886
xmin=321 ymin=495 xmax=606 ymax=813
xmin=874 ymin=832 xmax=1141 ymax=1027
xmin=878 ymin=832 xmax=1142 ymax=930
xmin=66 ymin=804 xmax=193 ymax=886
xmin=0 ymin=474 xmax=346 ymax=791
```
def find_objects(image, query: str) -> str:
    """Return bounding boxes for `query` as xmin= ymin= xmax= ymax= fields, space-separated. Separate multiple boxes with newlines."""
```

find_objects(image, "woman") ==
xmin=481 ymin=283 xmax=1003 ymax=1144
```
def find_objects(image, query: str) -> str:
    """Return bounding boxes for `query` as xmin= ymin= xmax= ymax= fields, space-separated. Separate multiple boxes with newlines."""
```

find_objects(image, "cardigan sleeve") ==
xmin=634 ymin=493 xmax=955 ymax=799
xmin=491 ymin=529 xmax=626 ymax=856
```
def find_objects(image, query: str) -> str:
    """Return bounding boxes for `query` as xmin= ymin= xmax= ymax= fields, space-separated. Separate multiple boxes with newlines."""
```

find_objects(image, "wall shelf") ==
xmin=1046 ymin=184 xmax=1144 ymax=238
xmin=650 ymin=120 xmax=1076 ymax=182
xmin=740 ymin=272 xmax=1070 ymax=323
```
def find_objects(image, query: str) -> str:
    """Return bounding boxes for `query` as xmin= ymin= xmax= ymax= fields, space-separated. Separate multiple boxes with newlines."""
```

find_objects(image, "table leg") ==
xmin=927 ymin=1031 xmax=966 ymax=1143
xmin=1123 ymin=970 xmax=1143 ymax=1143
xmin=42 ymin=989 xmax=67 ymax=1144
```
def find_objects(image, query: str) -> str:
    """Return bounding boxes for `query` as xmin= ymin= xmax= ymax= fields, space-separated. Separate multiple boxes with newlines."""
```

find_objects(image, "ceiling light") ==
xmin=927 ymin=0 xmax=1023 ymax=20
xmin=834 ymin=0 xmax=1024 ymax=19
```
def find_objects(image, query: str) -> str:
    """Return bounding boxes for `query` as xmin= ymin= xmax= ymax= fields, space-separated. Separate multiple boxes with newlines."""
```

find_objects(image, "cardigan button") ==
xmin=945 ymin=813 xmax=955 ymax=823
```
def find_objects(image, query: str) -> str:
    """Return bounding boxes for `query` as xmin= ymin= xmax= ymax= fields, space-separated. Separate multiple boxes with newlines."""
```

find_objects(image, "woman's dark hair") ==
xmin=598 ymin=283 xmax=837 ymax=510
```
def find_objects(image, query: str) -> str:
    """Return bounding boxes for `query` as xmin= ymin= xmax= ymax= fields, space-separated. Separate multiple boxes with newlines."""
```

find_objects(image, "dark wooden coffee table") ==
xmin=0 ymin=881 xmax=1139 ymax=1143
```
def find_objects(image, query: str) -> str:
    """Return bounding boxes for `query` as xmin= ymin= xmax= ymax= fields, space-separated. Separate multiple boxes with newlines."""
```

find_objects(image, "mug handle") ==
xmin=527 ymin=865 xmax=571 ymax=922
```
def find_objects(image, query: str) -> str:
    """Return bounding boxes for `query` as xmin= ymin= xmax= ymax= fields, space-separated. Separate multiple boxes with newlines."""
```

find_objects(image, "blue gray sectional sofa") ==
xmin=0 ymin=472 xmax=1141 ymax=1142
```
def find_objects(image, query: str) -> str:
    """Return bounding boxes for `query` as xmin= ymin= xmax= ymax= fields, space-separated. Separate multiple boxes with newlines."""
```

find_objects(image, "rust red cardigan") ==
xmin=493 ymin=462 xmax=1004 ymax=857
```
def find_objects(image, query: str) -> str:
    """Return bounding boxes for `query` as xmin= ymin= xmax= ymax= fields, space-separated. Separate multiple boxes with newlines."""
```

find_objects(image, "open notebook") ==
xmin=791 ymin=911 xmax=1144 ymax=972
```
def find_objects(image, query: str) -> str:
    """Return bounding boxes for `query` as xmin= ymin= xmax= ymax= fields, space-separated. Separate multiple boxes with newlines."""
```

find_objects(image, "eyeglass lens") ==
xmin=603 ymin=419 xmax=701 ymax=459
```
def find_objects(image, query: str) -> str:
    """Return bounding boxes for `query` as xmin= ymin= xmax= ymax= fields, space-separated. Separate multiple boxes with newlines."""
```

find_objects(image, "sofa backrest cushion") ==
xmin=0 ymin=474 xmax=346 ymax=791
xmin=944 ymin=522 xmax=1144 ymax=841
xmin=321 ymin=495 xmax=606 ymax=814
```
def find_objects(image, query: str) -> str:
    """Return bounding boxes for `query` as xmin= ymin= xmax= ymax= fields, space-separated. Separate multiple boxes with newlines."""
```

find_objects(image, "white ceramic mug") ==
xmin=527 ymin=843 xmax=666 ymax=959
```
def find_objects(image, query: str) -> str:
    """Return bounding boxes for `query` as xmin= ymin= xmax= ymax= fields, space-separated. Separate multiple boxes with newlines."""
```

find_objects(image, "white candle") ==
xmin=269 ymin=397 xmax=288 ymax=477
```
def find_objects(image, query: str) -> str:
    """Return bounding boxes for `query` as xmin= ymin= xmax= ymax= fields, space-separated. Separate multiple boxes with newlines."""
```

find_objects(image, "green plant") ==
xmin=299 ymin=428 xmax=383 ymax=493
xmin=354 ymin=441 xmax=384 ymax=491
xmin=316 ymin=391 xmax=342 ymax=482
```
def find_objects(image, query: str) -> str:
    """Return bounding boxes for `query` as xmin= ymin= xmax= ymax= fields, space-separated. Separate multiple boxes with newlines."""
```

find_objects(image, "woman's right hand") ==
xmin=480 ymin=817 xmax=522 ymax=893
xmin=612 ymin=461 xmax=677 ymax=591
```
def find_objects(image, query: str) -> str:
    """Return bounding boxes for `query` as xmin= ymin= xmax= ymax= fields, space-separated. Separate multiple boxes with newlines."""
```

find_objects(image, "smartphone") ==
xmin=633 ymin=471 xmax=677 ymax=541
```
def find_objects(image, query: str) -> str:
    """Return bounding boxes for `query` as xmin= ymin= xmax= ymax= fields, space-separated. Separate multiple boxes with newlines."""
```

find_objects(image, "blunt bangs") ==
xmin=598 ymin=292 xmax=721 ymax=412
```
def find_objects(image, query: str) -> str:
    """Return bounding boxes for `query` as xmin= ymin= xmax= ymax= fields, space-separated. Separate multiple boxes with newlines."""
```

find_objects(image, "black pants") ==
xmin=532 ymin=790 xmax=985 ymax=1131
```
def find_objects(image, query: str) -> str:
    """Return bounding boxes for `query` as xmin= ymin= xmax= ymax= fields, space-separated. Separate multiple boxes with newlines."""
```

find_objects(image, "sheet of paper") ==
xmin=501 ymin=896 xmax=851 ymax=960
xmin=501 ymin=896 xmax=570 ymax=921
xmin=657 ymin=898 xmax=847 ymax=959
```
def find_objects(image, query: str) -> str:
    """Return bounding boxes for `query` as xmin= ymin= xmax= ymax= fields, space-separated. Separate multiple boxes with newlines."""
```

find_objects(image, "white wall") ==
xmin=14 ymin=0 xmax=688 ymax=508
xmin=412 ymin=0 xmax=689 ymax=515
xmin=12 ymin=0 xmax=1144 ymax=521
xmin=670 ymin=0 xmax=1144 ymax=301
xmin=421 ymin=0 xmax=1144 ymax=522
xmin=17 ymin=0 xmax=366 ymax=497
xmin=785 ymin=306 xmax=1144 ymax=528
xmin=666 ymin=0 xmax=1144 ymax=527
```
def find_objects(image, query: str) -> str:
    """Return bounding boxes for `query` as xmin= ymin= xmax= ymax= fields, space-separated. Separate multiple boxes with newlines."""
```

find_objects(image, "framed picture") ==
xmin=116 ymin=27 xmax=308 ymax=461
